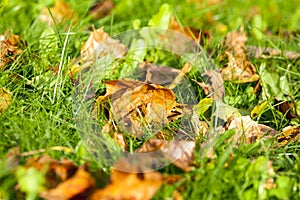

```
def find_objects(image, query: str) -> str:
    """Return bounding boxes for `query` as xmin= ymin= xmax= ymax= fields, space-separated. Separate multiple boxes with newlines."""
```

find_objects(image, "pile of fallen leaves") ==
xmin=1 ymin=2 xmax=300 ymax=200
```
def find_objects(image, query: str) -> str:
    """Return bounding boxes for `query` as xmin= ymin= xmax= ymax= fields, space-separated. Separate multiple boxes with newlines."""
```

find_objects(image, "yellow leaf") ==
xmin=251 ymin=101 xmax=268 ymax=118
xmin=0 ymin=88 xmax=12 ymax=113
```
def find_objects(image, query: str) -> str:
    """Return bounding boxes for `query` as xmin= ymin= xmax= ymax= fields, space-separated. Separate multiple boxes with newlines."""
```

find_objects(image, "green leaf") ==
xmin=269 ymin=176 xmax=291 ymax=200
xmin=16 ymin=166 xmax=45 ymax=200
xmin=260 ymin=64 xmax=290 ymax=100
xmin=148 ymin=4 xmax=172 ymax=29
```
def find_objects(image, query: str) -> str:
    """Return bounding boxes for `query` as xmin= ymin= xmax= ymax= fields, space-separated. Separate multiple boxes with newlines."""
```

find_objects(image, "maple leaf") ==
xmin=221 ymin=28 xmax=260 ymax=83
xmin=89 ymin=159 xmax=163 ymax=200
xmin=39 ymin=0 xmax=76 ymax=26
xmin=0 ymin=88 xmax=12 ymax=114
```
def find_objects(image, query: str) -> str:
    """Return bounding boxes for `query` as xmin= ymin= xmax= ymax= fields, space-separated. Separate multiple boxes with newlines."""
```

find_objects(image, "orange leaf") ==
xmin=89 ymin=159 xmax=163 ymax=200
xmin=40 ymin=166 xmax=95 ymax=200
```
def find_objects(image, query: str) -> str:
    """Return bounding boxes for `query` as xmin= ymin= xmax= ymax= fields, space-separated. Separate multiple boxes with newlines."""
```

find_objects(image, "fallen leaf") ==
xmin=193 ymin=69 xmax=224 ymax=102
xmin=137 ymin=62 xmax=181 ymax=86
xmin=277 ymin=126 xmax=300 ymax=146
xmin=226 ymin=115 xmax=276 ymax=144
xmin=0 ymin=87 xmax=12 ymax=113
xmin=71 ymin=26 xmax=127 ymax=79
xmin=80 ymin=26 xmax=127 ymax=61
xmin=40 ymin=165 xmax=95 ymax=200
xmin=221 ymin=28 xmax=260 ymax=83
xmin=25 ymin=154 xmax=77 ymax=189
xmin=135 ymin=139 xmax=195 ymax=172
xmin=4 ymin=146 xmax=20 ymax=169
xmin=246 ymin=46 xmax=300 ymax=60
xmin=0 ymin=34 xmax=24 ymax=71
xmin=39 ymin=0 xmax=76 ymax=26
xmin=90 ymin=0 xmax=114 ymax=19
xmin=274 ymin=98 xmax=297 ymax=120
xmin=95 ymin=79 xmax=177 ymax=138
xmin=89 ymin=159 xmax=163 ymax=200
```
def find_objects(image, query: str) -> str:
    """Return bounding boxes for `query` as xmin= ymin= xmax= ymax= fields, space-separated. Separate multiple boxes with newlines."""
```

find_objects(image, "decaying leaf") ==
xmin=89 ymin=159 xmax=163 ymax=200
xmin=226 ymin=115 xmax=276 ymax=144
xmin=137 ymin=62 xmax=181 ymax=86
xmin=90 ymin=0 xmax=114 ymax=19
xmin=95 ymin=79 xmax=177 ymax=138
xmin=0 ymin=88 xmax=12 ymax=113
xmin=193 ymin=69 xmax=224 ymax=102
xmin=70 ymin=26 xmax=127 ymax=79
xmin=221 ymin=28 xmax=260 ymax=83
xmin=0 ymin=34 xmax=24 ymax=71
xmin=24 ymin=155 xmax=78 ymax=190
xmin=80 ymin=26 xmax=127 ymax=60
xmin=135 ymin=139 xmax=196 ymax=172
xmin=274 ymin=98 xmax=297 ymax=120
xmin=246 ymin=45 xmax=300 ymax=60
xmin=40 ymin=165 xmax=95 ymax=200
xmin=39 ymin=0 xmax=76 ymax=26
xmin=277 ymin=126 xmax=300 ymax=146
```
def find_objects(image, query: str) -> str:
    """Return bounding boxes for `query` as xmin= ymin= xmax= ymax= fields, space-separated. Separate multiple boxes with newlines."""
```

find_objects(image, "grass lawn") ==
xmin=1 ymin=0 xmax=300 ymax=199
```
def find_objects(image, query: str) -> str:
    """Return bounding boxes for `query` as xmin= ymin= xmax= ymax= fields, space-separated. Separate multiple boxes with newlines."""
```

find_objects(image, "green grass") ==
xmin=1 ymin=0 xmax=300 ymax=199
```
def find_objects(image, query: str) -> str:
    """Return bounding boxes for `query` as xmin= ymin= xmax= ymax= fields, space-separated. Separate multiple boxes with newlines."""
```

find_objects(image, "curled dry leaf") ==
xmin=90 ymin=0 xmax=114 ymax=19
xmin=89 ymin=159 xmax=163 ymax=200
xmin=40 ymin=165 xmax=95 ymax=200
xmin=221 ymin=29 xmax=259 ymax=83
xmin=226 ymin=115 xmax=276 ymax=144
xmin=39 ymin=0 xmax=76 ymax=26
xmin=0 ymin=88 xmax=12 ymax=113
xmin=0 ymin=34 xmax=24 ymax=71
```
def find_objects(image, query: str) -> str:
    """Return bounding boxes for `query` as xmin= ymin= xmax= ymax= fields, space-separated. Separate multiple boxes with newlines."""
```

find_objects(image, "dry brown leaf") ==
xmin=89 ymin=159 xmax=163 ymax=200
xmin=246 ymin=46 xmax=300 ymax=60
xmin=70 ymin=26 xmax=127 ymax=79
xmin=95 ymin=79 xmax=177 ymax=138
xmin=226 ymin=115 xmax=276 ymax=144
xmin=274 ymin=98 xmax=297 ymax=120
xmin=0 ymin=88 xmax=12 ymax=113
xmin=80 ymin=26 xmax=127 ymax=60
xmin=90 ymin=0 xmax=114 ymax=19
xmin=221 ymin=29 xmax=260 ymax=83
xmin=135 ymin=139 xmax=195 ymax=172
xmin=169 ymin=15 xmax=211 ymax=46
xmin=0 ymin=34 xmax=24 ymax=71
xmin=137 ymin=62 xmax=181 ymax=86
xmin=277 ymin=126 xmax=300 ymax=146
xmin=193 ymin=70 xmax=224 ymax=102
xmin=40 ymin=165 xmax=95 ymax=200
xmin=39 ymin=0 xmax=76 ymax=26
